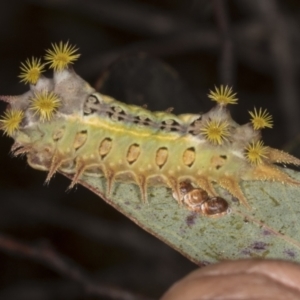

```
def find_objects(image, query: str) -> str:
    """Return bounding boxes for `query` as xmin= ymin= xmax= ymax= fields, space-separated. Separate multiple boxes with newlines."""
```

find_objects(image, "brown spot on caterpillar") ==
xmin=52 ymin=127 xmax=65 ymax=142
xmin=182 ymin=147 xmax=196 ymax=167
xmin=73 ymin=130 xmax=87 ymax=151
xmin=155 ymin=147 xmax=168 ymax=169
xmin=126 ymin=143 xmax=141 ymax=164
xmin=211 ymin=155 xmax=227 ymax=171
xmin=112 ymin=105 xmax=123 ymax=113
xmin=187 ymin=116 xmax=202 ymax=135
xmin=160 ymin=119 xmax=181 ymax=132
xmin=109 ymin=105 xmax=127 ymax=121
xmin=133 ymin=115 xmax=153 ymax=126
xmin=99 ymin=138 xmax=112 ymax=159
xmin=83 ymin=95 xmax=100 ymax=115
xmin=189 ymin=116 xmax=202 ymax=127
xmin=87 ymin=95 xmax=99 ymax=104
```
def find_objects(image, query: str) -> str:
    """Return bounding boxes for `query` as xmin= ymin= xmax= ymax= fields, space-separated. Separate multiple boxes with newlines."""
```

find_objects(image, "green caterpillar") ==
xmin=1 ymin=42 xmax=300 ymax=215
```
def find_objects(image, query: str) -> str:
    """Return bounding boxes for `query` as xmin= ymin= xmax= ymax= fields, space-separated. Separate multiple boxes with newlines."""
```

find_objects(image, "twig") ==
xmin=0 ymin=189 xmax=173 ymax=259
xmin=254 ymin=0 xmax=300 ymax=139
xmin=77 ymin=28 xmax=220 ymax=78
xmin=213 ymin=0 xmax=235 ymax=86
xmin=25 ymin=0 xmax=198 ymax=37
xmin=0 ymin=233 xmax=154 ymax=300
xmin=77 ymin=22 xmax=300 ymax=83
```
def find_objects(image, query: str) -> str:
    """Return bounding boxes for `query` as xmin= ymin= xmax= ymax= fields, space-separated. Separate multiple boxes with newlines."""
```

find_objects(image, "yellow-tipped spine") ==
xmin=245 ymin=140 xmax=268 ymax=165
xmin=249 ymin=107 xmax=273 ymax=130
xmin=30 ymin=90 xmax=61 ymax=122
xmin=44 ymin=41 xmax=80 ymax=71
xmin=0 ymin=109 xmax=24 ymax=136
xmin=208 ymin=85 xmax=238 ymax=106
xmin=19 ymin=57 xmax=45 ymax=85
xmin=200 ymin=119 xmax=230 ymax=145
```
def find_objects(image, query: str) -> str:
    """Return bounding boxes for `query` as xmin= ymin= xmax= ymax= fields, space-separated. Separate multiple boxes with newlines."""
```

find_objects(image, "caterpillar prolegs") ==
xmin=1 ymin=42 xmax=300 ymax=216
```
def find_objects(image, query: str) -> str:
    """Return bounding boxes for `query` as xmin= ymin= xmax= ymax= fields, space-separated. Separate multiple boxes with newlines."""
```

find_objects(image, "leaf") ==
xmin=62 ymin=168 xmax=300 ymax=265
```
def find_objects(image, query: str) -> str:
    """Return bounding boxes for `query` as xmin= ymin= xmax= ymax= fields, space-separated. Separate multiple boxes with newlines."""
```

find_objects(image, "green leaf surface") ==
xmin=66 ymin=168 xmax=300 ymax=265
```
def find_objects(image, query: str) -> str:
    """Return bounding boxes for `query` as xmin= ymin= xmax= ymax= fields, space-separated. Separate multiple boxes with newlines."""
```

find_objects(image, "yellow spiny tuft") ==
xmin=19 ymin=57 xmax=45 ymax=85
xmin=208 ymin=85 xmax=238 ymax=106
xmin=200 ymin=119 xmax=230 ymax=145
xmin=30 ymin=90 xmax=61 ymax=121
xmin=44 ymin=41 xmax=80 ymax=71
xmin=245 ymin=140 xmax=268 ymax=165
xmin=0 ymin=109 xmax=24 ymax=136
xmin=249 ymin=107 xmax=273 ymax=130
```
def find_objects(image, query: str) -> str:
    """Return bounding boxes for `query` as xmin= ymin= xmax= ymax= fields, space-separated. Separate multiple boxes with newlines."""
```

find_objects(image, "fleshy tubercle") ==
xmin=1 ymin=42 xmax=300 ymax=214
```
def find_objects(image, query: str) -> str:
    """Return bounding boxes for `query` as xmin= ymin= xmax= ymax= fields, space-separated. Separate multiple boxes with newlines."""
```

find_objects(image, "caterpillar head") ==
xmin=0 ymin=42 xmax=95 ymax=171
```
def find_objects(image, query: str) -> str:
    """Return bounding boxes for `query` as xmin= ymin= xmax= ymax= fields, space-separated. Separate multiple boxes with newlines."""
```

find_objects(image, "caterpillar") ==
xmin=1 ymin=41 xmax=300 ymax=215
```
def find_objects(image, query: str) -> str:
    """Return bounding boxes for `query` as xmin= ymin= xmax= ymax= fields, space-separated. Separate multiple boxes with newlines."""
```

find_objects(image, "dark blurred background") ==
xmin=0 ymin=0 xmax=300 ymax=299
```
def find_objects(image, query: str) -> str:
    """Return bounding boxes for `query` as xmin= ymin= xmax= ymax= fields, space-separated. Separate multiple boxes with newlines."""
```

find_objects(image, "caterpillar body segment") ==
xmin=1 ymin=42 xmax=300 ymax=214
